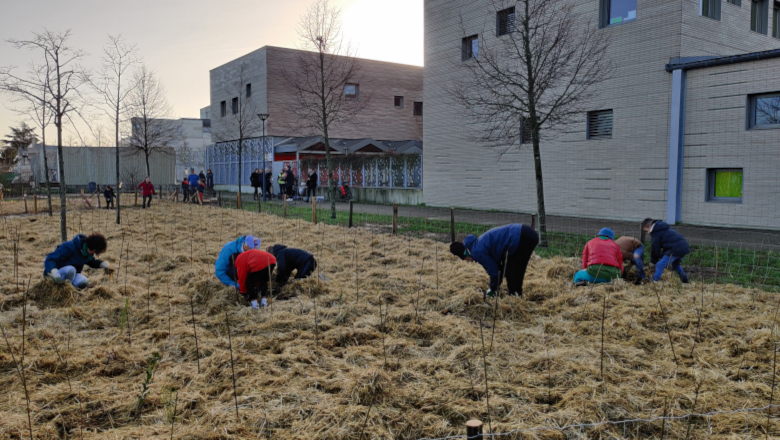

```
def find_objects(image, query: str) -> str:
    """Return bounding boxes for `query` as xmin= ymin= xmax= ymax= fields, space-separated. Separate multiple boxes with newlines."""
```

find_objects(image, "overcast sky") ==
xmin=0 ymin=0 xmax=423 ymax=144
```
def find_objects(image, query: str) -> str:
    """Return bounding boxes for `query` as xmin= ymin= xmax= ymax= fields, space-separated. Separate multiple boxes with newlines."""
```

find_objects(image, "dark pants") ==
xmin=189 ymin=187 xmax=198 ymax=203
xmin=105 ymin=197 xmax=114 ymax=209
xmin=265 ymin=182 xmax=274 ymax=198
xmin=286 ymin=184 xmax=295 ymax=198
xmin=244 ymin=265 xmax=275 ymax=301
xmin=142 ymin=195 xmax=152 ymax=208
xmin=502 ymin=225 xmax=540 ymax=296
xmin=253 ymin=186 xmax=259 ymax=200
xmin=295 ymin=258 xmax=317 ymax=279
xmin=305 ymin=187 xmax=317 ymax=201
xmin=279 ymin=184 xmax=286 ymax=198
xmin=182 ymin=188 xmax=189 ymax=202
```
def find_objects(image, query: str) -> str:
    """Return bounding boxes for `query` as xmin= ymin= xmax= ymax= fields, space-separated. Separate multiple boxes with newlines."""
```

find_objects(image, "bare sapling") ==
xmin=652 ymin=283 xmax=678 ymax=365
xmin=489 ymin=251 xmax=508 ymax=353
xmin=768 ymin=343 xmax=778 ymax=440
xmin=190 ymin=295 xmax=200 ymax=374
xmin=435 ymin=243 xmax=439 ymax=291
xmin=48 ymin=336 xmax=72 ymax=392
xmin=689 ymin=285 xmax=705 ymax=359
xmin=600 ymin=295 xmax=607 ymax=381
xmin=147 ymin=258 xmax=151 ymax=322
xmin=225 ymin=311 xmax=240 ymax=421
xmin=478 ymin=313 xmax=492 ymax=433
xmin=685 ymin=381 xmax=702 ymax=440
xmin=0 ymin=322 xmax=33 ymax=440
xmin=414 ymin=257 xmax=425 ymax=324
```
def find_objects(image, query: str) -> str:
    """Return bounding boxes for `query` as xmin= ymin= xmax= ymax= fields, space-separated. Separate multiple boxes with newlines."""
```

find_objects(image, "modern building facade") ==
xmin=424 ymin=0 xmax=780 ymax=229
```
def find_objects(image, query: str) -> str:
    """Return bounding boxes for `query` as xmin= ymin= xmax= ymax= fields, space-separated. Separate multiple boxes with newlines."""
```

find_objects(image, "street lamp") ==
xmin=257 ymin=113 xmax=269 ymax=201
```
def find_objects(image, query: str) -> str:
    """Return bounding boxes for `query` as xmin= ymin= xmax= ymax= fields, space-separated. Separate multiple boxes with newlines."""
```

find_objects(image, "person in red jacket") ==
xmin=235 ymin=249 xmax=277 ymax=309
xmin=574 ymin=228 xmax=623 ymax=286
xmin=137 ymin=176 xmax=156 ymax=209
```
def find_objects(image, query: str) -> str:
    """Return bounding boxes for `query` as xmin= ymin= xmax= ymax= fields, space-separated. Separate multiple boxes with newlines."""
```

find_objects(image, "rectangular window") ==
xmin=773 ymin=2 xmax=780 ymax=37
xmin=345 ymin=83 xmax=359 ymax=100
xmin=413 ymin=102 xmax=423 ymax=116
xmin=461 ymin=35 xmax=479 ymax=61
xmin=394 ymin=96 xmax=404 ymax=108
xmin=587 ymin=109 xmax=613 ymax=139
xmin=246 ymin=83 xmax=252 ymax=98
xmin=707 ymin=168 xmax=743 ymax=203
xmin=600 ymin=0 xmax=637 ymax=27
xmin=727 ymin=0 xmax=741 ymax=6
xmin=748 ymin=92 xmax=780 ymax=128
xmin=220 ymin=101 xmax=226 ymax=117
xmin=701 ymin=0 xmax=722 ymax=19
xmin=231 ymin=97 xmax=238 ymax=114
xmin=752 ymin=0 xmax=769 ymax=33
xmin=496 ymin=7 xmax=516 ymax=36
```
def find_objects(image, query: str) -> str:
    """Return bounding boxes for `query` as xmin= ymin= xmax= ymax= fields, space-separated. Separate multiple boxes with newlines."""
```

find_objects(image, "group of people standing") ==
xmin=250 ymin=166 xmax=318 ymax=202
xmin=180 ymin=168 xmax=214 ymax=203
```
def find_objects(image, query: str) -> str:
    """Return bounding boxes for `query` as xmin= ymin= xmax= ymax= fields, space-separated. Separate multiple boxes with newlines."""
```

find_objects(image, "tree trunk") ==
xmin=57 ymin=118 xmax=67 ymax=241
xmin=324 ymin=130 xmax=336 ymax=219
xmin=237 ymin=139 xmax=242 ymax=198
xmin=145 ymin=152 xmax=151 ymax=178
xmin=115 ymin=107 xmax=121 ymax=225
xmin=531 ymin=131 xmax=548 ymax=247
xmin=41 ymin=129 xmax=53 ymax=217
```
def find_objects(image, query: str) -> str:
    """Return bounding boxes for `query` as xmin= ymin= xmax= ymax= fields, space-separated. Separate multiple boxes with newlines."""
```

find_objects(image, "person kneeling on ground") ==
xmin=267 ymin=244 xmax=318 ymax=286
xmin=574 ymin=228 xmax=623 ymax=286
xmin=643 ymin=218 xmax=690 ymax=283
xmin=615 ymin=235 xmax=645 ymax=285
xmin=236 ymin=249 xmax=277 ymax=309
xmin=44 ymin=233 xmax=109 ymax=289
xmin=104 ymin=185 xmax=115 ymax=209
xmin=215 ymin=235 xmax=261 ymax=289
xmin=450 ymin=223 xmax=539 ymax=298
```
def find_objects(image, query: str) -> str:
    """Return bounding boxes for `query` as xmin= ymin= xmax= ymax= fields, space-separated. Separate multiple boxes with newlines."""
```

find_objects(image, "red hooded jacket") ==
xmin=137 ymin=181 xmax=156 ymax=197
xmin=235 ymin=250 xmax=277 ymax=294
xmin=582 ymin=237 xmax=623 ymax=271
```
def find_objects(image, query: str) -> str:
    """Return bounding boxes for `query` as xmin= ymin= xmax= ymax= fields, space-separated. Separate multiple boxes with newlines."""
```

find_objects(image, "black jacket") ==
xmin=272 ymin=244 xmax=315 ymax=283
xmin=103 ymin=188 xmax=115 ymax=199
xmin=285 ymin=169 xmax=295 ymax=186
xmin=306 ymin=173 xmax=318 ymax=189
xmin=649 ymin=221 xmax=691 ymax=263
xmin=250 ymin=172 xmax=262 ymax=188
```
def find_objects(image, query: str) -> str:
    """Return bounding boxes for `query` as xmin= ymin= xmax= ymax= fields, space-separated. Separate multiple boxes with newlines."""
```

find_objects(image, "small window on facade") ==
xmin=496 ymin=7 xmax=516 ymax=36
xmin=707 ymin=168 xmax=743 ymax=203
xmin=461 ymin=35 xmax=479 ymax=61
xmin=773 ymin=1 xmax=780 ymax=37
xmin=748 ymin=92 xmax=780 ymax=128
xmin=345 ymin=84 xmax=359 ymax=100
xmin=752 ymin=0 xmax=769 ymax=33
xmin=231 ymin=97 xmax=238 ymax=114
xmin=413 ymin=102 xmax=423 ymax=117
xmin=599 ymin=0 xmax=637 ymax=27
xmin=727 ymin=0 xmax=741 ymax=6
xmin=220 ymin=101 xmax=226 ymax=117
xmin=246 ymin=83 xmax=252 ymax=98
xmin=587 ymin=109 xmax=613 ymax=139
xmin=394 ymin=96 xmax=404 ymax=108
xmin=702 ymin=0 xmax=722 ymax=19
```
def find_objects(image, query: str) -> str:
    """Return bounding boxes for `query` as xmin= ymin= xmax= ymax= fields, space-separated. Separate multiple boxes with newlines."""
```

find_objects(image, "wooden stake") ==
xmin=349 ymin=200 xmax=354 ymax=228
xmin=312 ymin=195 xmax=317 ymax=224
xmin=236 ymin=192 xmax=241 ymax=210
xmin=714 ymin=245 xmax=719 ymax=284
xmin=225 ymin=311 xmax=239 ymax=421
xmin=33 ymin=196 xmax=37 ymax=215
xmin=134 ymin=189 xmax=138 ymax=206
xmin=23 ymin=194 xmax=28 ymax=213
xmin=392 ymin=204 xmax=398 ymax=235
xmin=466 ymin=419 xmax=483 ymax=440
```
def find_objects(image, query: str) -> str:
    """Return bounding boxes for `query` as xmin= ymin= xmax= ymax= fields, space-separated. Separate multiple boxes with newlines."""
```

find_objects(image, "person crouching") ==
xmin=235 ymin=249 xmax=277 ymax=309
xmin=574 ymin=228 xmax=623 ymax=286
xmin=267 ymin=244 xmax=318 ymax=286
xmin=44 ymin=233 xmax=109 ymax=289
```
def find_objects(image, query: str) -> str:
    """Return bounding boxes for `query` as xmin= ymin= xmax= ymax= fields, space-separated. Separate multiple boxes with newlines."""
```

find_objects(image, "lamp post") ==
xmin=257 ymin=113 xmax=269 ymax=201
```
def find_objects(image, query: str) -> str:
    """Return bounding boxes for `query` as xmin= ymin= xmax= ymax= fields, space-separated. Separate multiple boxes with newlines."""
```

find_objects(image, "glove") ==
xmin=260 ymin=298 xmax=268 ymax=308
xmin=485 ymin=288 xmax=495 ymax=298
xmin=250 ymin=300 xmax=259 ymax=309
xmin=100 ymin=262 xmax=109 ymax=269
xmin=49 ymin=268 xmax=62 ymax=281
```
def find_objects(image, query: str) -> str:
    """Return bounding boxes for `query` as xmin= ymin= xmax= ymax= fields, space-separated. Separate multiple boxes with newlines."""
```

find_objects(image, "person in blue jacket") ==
xmin=267 ymin=244 xmax=318 ymax=285
xmin=450 ymin=223 xmax=539 ymax=298
xmin=44 ymin=233 xmax=109 ymax=289
xmin=642 ymin=218 xmax=690 ymax=283
xmin=215 ymin=235 xmax=261 ymax=288
xmin=187 ymin=168 xmax=200 ymax=202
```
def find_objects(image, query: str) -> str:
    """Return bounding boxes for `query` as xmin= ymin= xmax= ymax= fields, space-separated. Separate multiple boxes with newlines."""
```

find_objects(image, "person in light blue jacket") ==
xmin=215 ymin=235 xmax=261 ymax=288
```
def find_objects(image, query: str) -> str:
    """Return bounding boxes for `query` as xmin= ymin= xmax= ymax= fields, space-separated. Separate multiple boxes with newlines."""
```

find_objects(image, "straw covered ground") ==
xmin=1 ymin=202 xmax=780 ymax=439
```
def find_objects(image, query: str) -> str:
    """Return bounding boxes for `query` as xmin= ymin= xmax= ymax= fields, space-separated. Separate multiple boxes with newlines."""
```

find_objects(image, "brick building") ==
xmin=424 ymin=0 xmax=780 ymax=229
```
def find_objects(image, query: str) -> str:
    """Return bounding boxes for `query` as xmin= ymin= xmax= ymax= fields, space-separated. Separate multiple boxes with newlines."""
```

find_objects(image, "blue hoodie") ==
xmin=43 ymin=234 xmax=104 ymax=276
xmin=649 ymin=221 xmax=690 ymax=264
xmin=463 ymin=224 xmax=525 ymax=291
xmin=215 ymin=236 xmax=246 ymax=288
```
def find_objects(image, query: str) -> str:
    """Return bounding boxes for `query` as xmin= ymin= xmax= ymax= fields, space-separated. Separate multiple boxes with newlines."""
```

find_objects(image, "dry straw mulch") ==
xmin=1 ymin=203 xmax=779 ymax=439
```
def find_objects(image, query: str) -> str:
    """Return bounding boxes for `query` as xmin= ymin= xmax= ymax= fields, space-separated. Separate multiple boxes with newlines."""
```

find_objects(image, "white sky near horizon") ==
xmin=0 ymin=0 xmax=423 ymax=145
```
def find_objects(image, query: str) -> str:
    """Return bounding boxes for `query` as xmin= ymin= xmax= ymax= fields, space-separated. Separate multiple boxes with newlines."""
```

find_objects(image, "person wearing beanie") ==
xmin=214 ymin=235 xmax=261 ymax=289
xmin=615 ymin=235 xmax=645 ymax=285
xmin=267 ymin=244 xmax=318 ymax=286
xmin=642 ymin=218 xmax=690 ymax=283
xmin=450 ymin=223 xmax=539 ymax=298
xmin=574 ymin=228 xmax=623 ymax=286
xmin=235 ymin=249 xmax=277 ymax=309
xmin=44 ymin=233 xmax=109 ymax=289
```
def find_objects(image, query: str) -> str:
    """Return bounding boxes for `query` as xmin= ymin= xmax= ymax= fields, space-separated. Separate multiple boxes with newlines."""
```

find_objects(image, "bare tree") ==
xmin=452 ymin=0 xmax=613 ymax=246
xmin=1 ymin=30 xmax=91 ymax=241
xmin=284 ymin=0 xmax=370 ymax=219
xmin=126 ymin=65 xmax=176 ymax=178
xmin=21 ymin=73 xmax=55 ymax=216
xmin=210 ymin=62 xmax=262 ymax=197
xmin=91 ymin=35 xmax=139 ymax=224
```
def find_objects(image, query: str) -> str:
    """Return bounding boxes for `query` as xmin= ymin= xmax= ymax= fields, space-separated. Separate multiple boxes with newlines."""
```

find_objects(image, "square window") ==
xmin=600 ymin=0 xmax=637 ymax=27
xmin=748 ymin=92 xmax=780 ymax=128
xmin=394 ymin=96 xmax=404 ymax=108
xmin=461 ymin=35 xmax=479 ymax=61
xmin=345 ymin=83 xmax=359 ymax=100
xmin=496 ymin=7 xmax=516 ymax=36
xmin=413 ymin=102 xmax=423 ymax=117
xmin=587 ymin=109 xmax=613 ymax=139
xmin=246 ymin=83 xmax=252 ymax=98
xmin=701 ymin=0 xmax=722 ymax=19
xmin=727 ymin=0 xmax=741 ymax=6
xmin=752 ymin=0 xmax=769 ymax=33
xmin=773 ymin=2 xmax=780 ymax=37
xmin=220 ymin=101 xmax=226 ymax=117
xmin=707 ymin=168 xmax=743 ymax=203
xmin=231 ymin=97 xmax=238 ymax=114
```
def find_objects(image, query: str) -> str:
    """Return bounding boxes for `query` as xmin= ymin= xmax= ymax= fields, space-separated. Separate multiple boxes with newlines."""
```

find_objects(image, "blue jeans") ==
xmin=573 ymin=269 xmax=612 ymax=284
xmin=632 ymin=245 xmax=645 ymax=280
xmin=59 ymin=265 xmax=89 ymax=289
xmin=653 ymin=255 xmax=689 ymax=282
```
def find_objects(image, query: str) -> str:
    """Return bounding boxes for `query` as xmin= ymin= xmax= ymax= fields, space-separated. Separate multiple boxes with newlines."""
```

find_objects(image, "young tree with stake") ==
xmin=452 ymin=0 xmax=613 ymax=246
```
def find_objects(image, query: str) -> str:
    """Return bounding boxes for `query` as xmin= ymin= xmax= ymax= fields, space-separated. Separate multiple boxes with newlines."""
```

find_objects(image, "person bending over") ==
xmin=643 ymin=218 xmax=690 ymax=283
xmin=44 ymin=233 xmax=109 ymax=289
xmin=574 ymin=228 xmax=623 ymax=286
xmin=236 ymin=249 xmax=277 ymax=309
xmin=450 ymin=223 xmax=539 ymax=298
xmin=215 ymin=235 xmax=261 ymax=289
xmin=616 ymin=235 xmax=645 ymax=285
xmin=267 ymin=244 xmax=318 ymax=286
